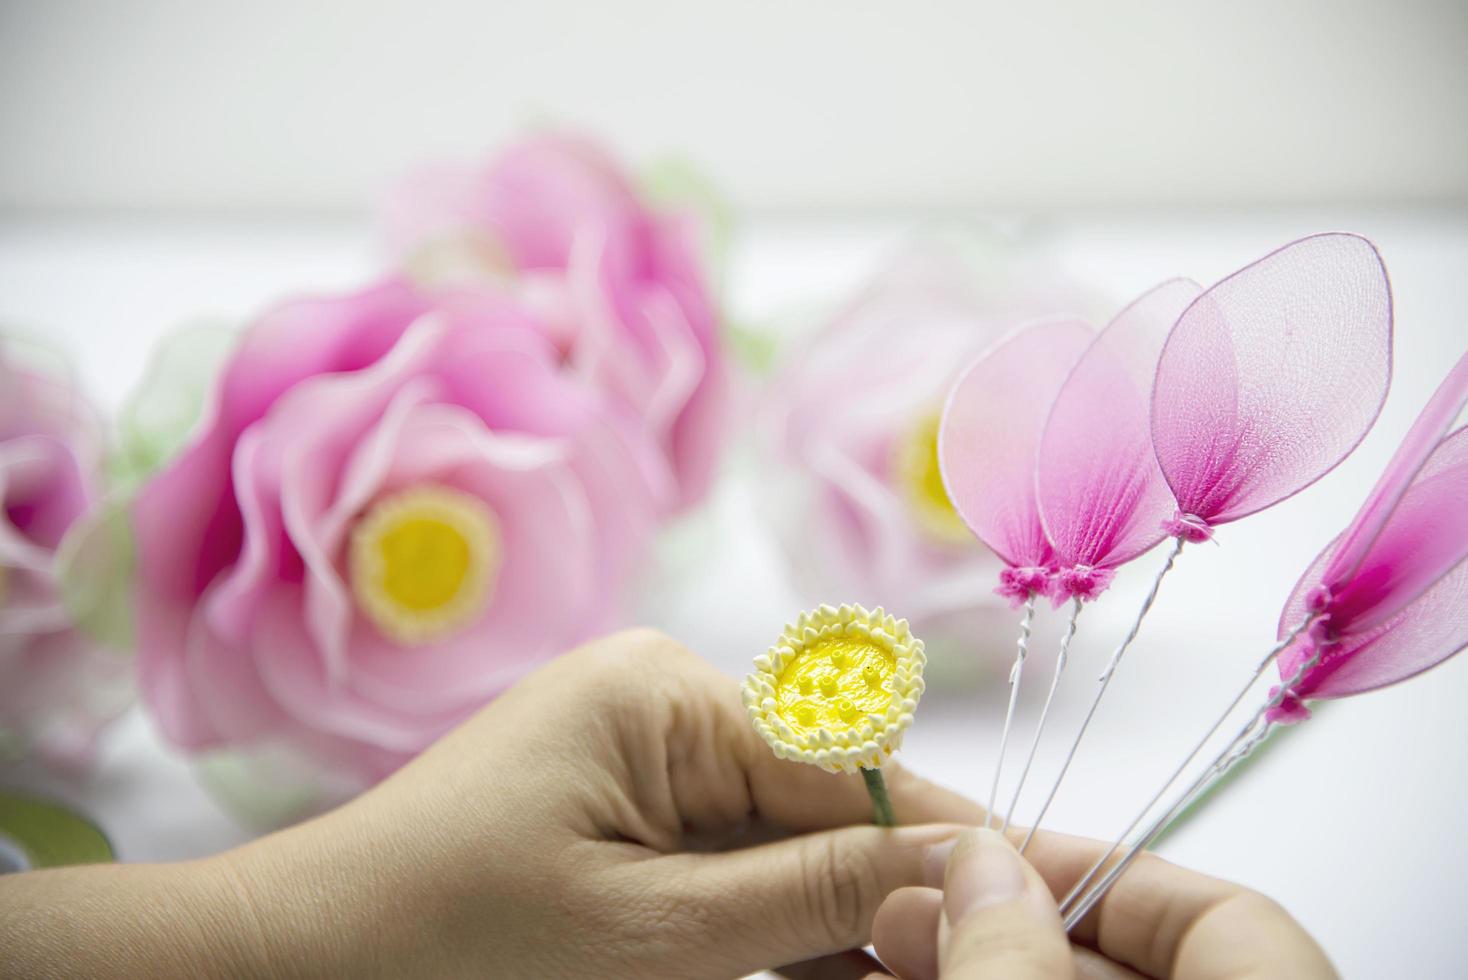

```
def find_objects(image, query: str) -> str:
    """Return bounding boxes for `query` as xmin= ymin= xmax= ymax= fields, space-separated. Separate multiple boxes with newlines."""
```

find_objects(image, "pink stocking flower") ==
xmin=133 ymin=280 xmax=669 ymax=784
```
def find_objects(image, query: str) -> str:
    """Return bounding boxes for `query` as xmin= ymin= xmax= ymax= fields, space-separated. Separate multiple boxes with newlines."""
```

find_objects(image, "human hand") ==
xmin=223 ymin=629 xmax=984 ymax=978
xmin=870 ymin=827 xmax=1336 ymax=979
xmin=0 ymin=628 xmax=1333 ymax=980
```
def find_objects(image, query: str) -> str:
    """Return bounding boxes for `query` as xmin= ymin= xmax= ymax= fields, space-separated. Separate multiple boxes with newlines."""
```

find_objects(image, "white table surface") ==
xmin=3 ymin=207 xmax=1468 ymax=977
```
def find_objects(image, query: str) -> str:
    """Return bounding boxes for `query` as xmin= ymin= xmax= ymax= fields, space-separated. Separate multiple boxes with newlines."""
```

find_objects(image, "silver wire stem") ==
xmin=986 ymin=593 xmax=1036 ymax=829
xmin=1001 ymin=597 xmax=1083 ymax=833
xmin=1061 ymin=643 xmax=1325 ymax=929
xmin=1056 ymin=613 xmax=1316 ymax=914
xmin=1020 ymin=537 xmax=1185 ymax=853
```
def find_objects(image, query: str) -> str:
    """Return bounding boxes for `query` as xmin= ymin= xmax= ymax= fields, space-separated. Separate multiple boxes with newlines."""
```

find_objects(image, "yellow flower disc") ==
xmin=893 ymin=408 xmax=972 ymax=546
xmin=349 ymin=485 xmax=500 ymax=645
xmin=743 ymin=603 xmax=926 ymax=774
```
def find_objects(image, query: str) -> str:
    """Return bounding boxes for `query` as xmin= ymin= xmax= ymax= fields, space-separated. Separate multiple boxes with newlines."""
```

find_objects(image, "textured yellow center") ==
xmin=349 ymin=486 xmax=500 ymax=645
xmin=894 ymin=409 xmax=971 ymax=545
xmin=774 ymin=637 xmax=895 ymax=737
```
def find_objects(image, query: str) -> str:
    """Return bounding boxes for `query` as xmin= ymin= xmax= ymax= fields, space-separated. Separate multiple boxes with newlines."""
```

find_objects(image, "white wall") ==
xmin=2 ymin=0 xmax=1465 ymax=213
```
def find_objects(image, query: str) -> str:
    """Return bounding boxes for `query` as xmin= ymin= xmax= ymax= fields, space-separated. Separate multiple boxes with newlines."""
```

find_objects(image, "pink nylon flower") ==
xmin=1269 ymin=350 xmax=1468 ymax=723
xmin=1037 ymin=234 xmax=1394 ymax=606
xmin=1036 ymin=280 xmax=1203 ymax=603
xmin=939 ymin=319 xmax=1094 ymax=606
xmin=0 ymin=346 xmax=130 ymax=769
xmin=762 ymin=246 xmax=1089 ymax=632
xmin=1151 ymin=233 xmax=1393 ymax=541
xmin=133 ymin=279 xmax=669 ymax=783
xmin=382 ymin=133 xmax=728 ymax=511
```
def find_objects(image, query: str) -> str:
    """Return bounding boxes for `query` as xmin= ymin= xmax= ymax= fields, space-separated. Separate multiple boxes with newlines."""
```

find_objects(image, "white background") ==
xmin=4 ymin=2 xmax=1468 ymax=977
xmin=1 ymin=1 xmax=1466 ymax=213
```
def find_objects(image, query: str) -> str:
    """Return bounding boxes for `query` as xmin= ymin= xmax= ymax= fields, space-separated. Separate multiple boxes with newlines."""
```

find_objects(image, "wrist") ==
xmin=205 ymin=814 xmax=421 ymax=977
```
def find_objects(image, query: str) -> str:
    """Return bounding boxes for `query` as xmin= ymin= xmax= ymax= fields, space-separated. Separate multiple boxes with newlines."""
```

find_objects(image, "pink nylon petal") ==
xmin=1037 ymin=280 xmax=1202 ymax=589
xmin=203 ymin=425 xmax=290 ymax=650
xmin=646 ymin=213 xmax=728 ymax=507
xmin=938 ymin=319 xmax=1093 ymax=572
xmin=1325 ymin=427 xmax=1468 ymax=633
xmin=1152 ymin=233 xmax=1392 ymax=528
xmin=1282 ymin=426 xmax=1468 ymax=638
xmin=185 ymin=580 xmax=290 ymax=746
xmin=0 ymin=434 xmax=92 ymax=551
xmin=479 ymin=134 xmax=644 ymax=280
xmin=134 ymin=279 xmax=429 ymax=609
xmin=1277 ymin=556 xmax=1468 ymax=707
xmin=272 ymin=321 xmax=451 ymax=689
xmin=1322 ymin=350 xmax=1468 ymax=591
xmin=250 ymin=586 xmax=457 ymax=752
xmin=1276 ymin=426 xmax=1468 ymax=707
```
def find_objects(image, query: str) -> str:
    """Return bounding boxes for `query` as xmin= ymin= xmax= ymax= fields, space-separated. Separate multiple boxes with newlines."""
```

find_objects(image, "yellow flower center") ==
xmin=774 ymin=636 xmax=895 ymax=738
xmin=349 ymin=485 xmax=500 ymax=645
xmin=893 ymin=408 xmax=972 ymax=545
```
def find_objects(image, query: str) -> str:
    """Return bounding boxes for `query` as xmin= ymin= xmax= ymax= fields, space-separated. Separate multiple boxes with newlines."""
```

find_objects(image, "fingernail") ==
xmin=943 ymin=828 xmax=1027 ymax=921
xmin=923 ymin=837 xmax=958 ymax=887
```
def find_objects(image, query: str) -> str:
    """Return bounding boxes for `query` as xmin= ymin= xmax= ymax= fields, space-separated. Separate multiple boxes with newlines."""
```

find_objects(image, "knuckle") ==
xmin=565 ymin=628 xmax=690 ymax=687
xmin=802 ymin=834 xmax=882 ymax=948
xmin=602 ymin=627 xmax=695 ymax=671
xmin=1222 ymin=889 xmax=1291 ymax=925
xmin=546 ymin=629 xmax=705 ymax=743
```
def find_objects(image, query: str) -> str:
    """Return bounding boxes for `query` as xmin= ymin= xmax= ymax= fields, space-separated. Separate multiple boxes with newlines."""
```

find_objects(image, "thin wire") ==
xmin=1001 ymin=597 xmax=1083 ymax=833
xmin=1057 ymin=613 xmax=1317 ymax=913
xmin=1021 ymin=537 xmax=1185 ymax=853
xmin=1061 ymin=644 xmax=1326 ymax=929
xmin=1061 ymin=718 xmax=1270 ymax=930
xmin=986 ymin=593 xmax=1036 ymax=829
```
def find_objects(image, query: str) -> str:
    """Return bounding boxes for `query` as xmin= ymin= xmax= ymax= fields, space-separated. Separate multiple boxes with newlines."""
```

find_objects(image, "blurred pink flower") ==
xmin=382 ymin=134 xmax=728 ymax=510
xmin=760 ymin=246 xmax=1091 ymax=647
xmin=0 ymin=347 xmax=129 ymax=769
xmin=133 ymin=280 xmax=669 ymax=783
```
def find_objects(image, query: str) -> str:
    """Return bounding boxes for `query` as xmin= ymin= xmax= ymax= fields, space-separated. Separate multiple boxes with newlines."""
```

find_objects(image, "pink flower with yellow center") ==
xmin=133 ymin=280 xmax=670 ymax=785
xmin=761 ymin=246 xmax=1091 ymax=642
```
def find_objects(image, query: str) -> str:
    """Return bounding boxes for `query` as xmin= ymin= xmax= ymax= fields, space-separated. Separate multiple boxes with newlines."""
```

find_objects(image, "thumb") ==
xmin=938 ymin=829 xmax=1072 ymax=979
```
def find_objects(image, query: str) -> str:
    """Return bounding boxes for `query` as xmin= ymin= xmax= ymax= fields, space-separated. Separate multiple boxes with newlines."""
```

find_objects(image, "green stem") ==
xmin=861 ymin=767 xmax=896 ymax=827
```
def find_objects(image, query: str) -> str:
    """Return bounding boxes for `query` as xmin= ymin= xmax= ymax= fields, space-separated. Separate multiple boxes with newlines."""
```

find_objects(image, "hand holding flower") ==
xmin=2 ymin=629 xmax=978 ymax=978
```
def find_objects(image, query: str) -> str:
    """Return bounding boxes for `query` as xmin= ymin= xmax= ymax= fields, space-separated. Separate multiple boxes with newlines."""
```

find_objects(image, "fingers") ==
xmin=869 ymin=888 xmax=1146 ymax=980
xmin=1019 ymin=830 xmax=1334 ymax=979
xmin=1167 ymin=890 xmax=1336 ymax=980
xmin=535 ymin=627 xmax=986 ymax=838
xmin=637 ymin=822 xmax=963 ymax=974
xmin=872 ymin=886 xmax=941 ymax=980
xmin=937 ymin=829 xmax=1072 ymax=980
